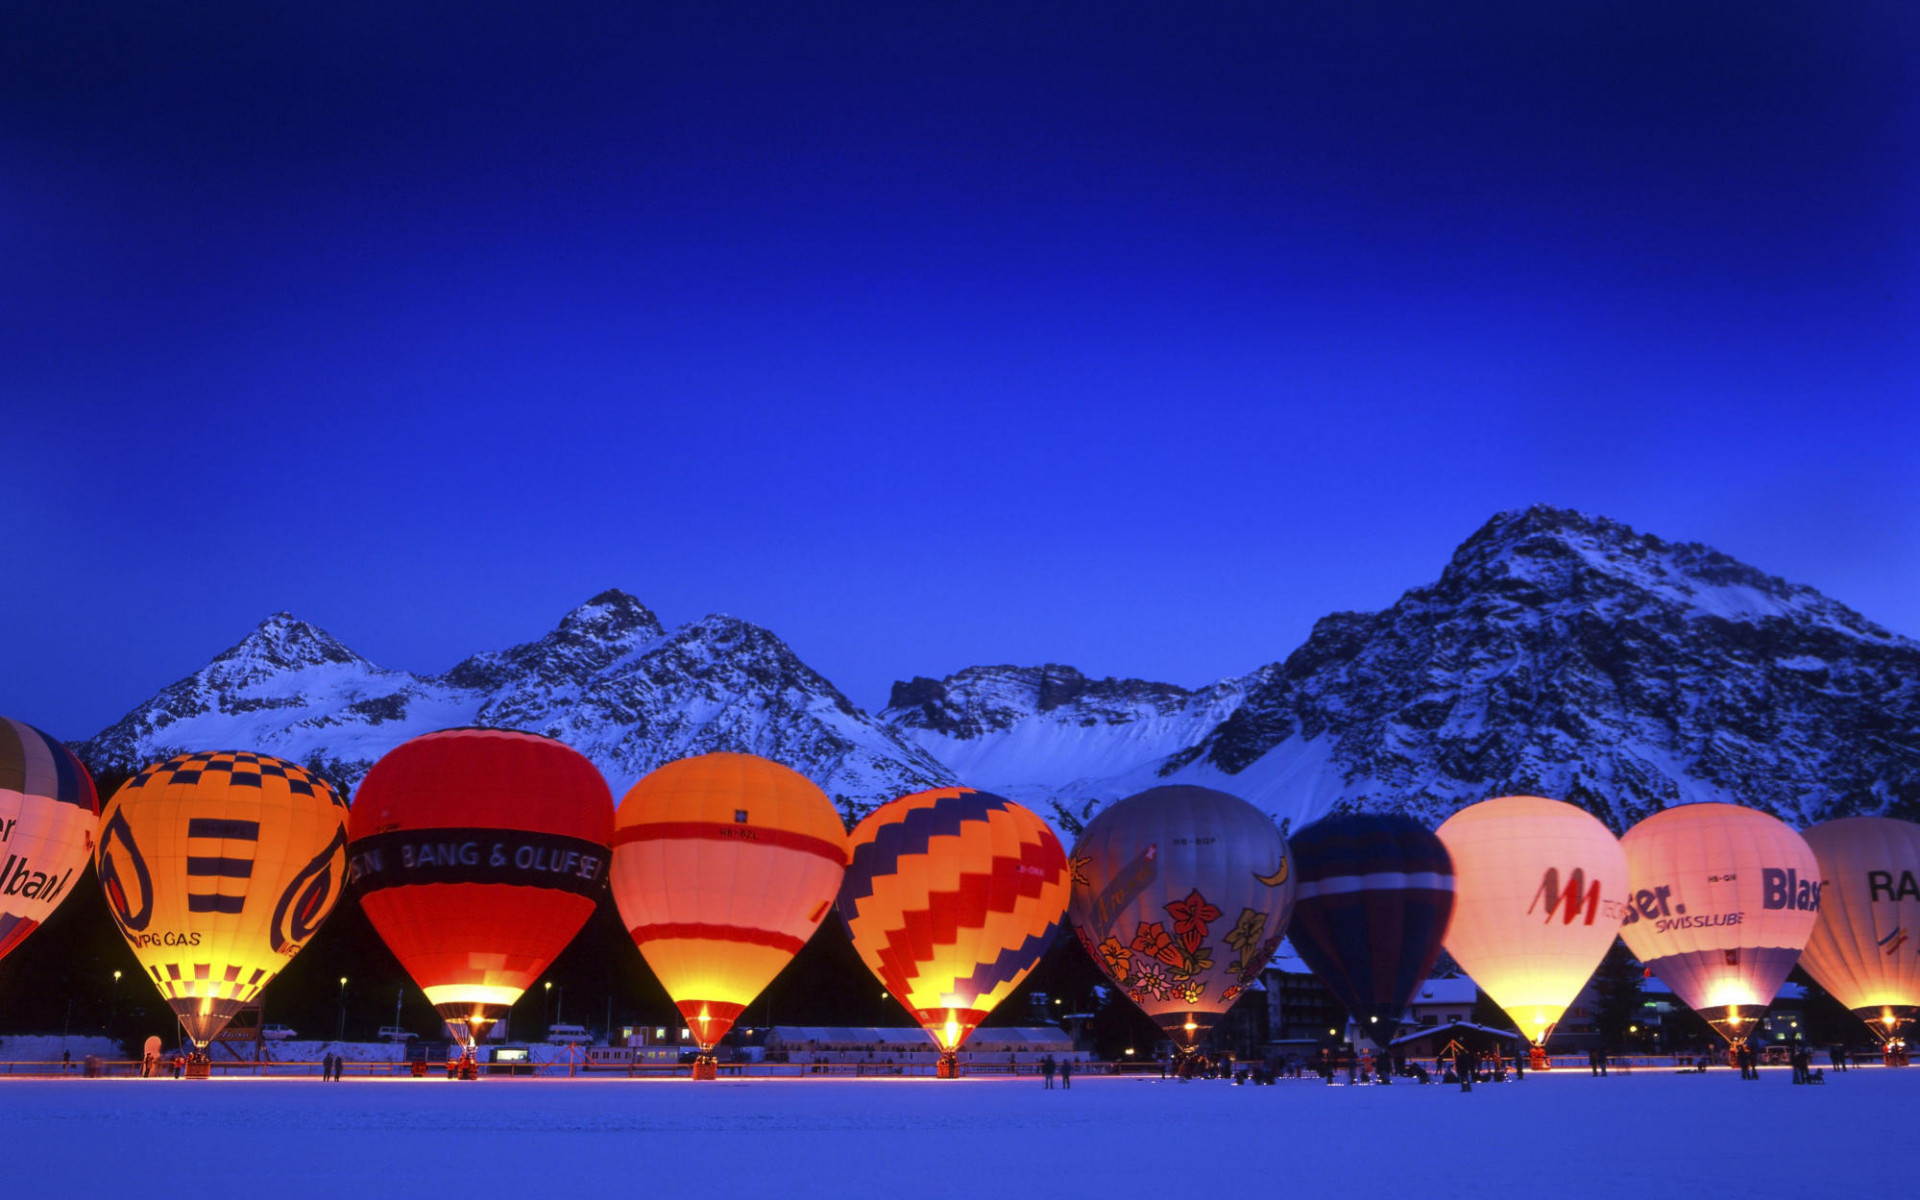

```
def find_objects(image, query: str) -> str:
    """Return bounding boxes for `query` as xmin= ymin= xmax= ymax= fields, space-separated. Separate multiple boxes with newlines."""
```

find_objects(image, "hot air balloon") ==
xmin=837 ymin=787 xmax=1068 ymax=1076
xmin=0 ymin=716 xmax=99 ymax=964
xmin=1435 ymin=795 xmax=1627 ymax=1048
xmin=1067 ymin=785 xmax=1295 ymax=1053
xmin=347 ymin=728 xmax=613 ymax=1054
xmin=96 ymin=751 xmax=348 ymax=1055
xmin=1618 ymin=803 xmax=1820 ymax=1047
xmin=1797 ymin=816 xmax=1920 ymax=1045
xmin=1287 ymin=813 xmax=1455 ymax=1047
xmin=611 ymin=753 xmax=848 ymax=1076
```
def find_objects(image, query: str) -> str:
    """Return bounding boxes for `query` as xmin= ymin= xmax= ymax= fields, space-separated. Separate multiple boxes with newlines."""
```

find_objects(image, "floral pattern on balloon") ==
xmin=1067 ymin=785 xmax=1298 ymax=1049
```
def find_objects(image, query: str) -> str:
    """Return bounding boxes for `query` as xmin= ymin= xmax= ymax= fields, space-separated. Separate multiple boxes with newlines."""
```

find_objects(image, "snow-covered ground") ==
xmin=3 ymin=1069 xmax=1905 ymax=1199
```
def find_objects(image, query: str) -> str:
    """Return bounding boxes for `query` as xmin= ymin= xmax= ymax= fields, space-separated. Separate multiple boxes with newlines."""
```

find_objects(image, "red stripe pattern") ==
xmin=613 ymin=820 xmax=847 ymax=865
xmin=626 ymin=922 xmax=807 ymax=954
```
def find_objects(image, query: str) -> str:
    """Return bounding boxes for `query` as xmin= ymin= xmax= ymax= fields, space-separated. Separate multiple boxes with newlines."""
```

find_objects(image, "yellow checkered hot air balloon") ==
xmin=96 ymin=751 xmax=348 ymax=1051
xmin=837 ymin=787 xmax=1069 ymax=1076
xmin=611 ymin=753 xmax=848 ymax=1076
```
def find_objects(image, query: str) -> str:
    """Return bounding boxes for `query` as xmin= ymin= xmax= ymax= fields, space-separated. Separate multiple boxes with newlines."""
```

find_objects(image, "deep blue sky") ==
xmin=3 ymin=2 xmax=1916 ymax=740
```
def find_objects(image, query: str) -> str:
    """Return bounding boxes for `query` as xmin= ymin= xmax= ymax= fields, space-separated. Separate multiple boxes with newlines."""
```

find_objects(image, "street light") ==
xmin=107 ymin=970 xmax=123 ymax=1039
xmin=543 ymin=981 xmax=552 ymax=1032
xmin=336 ymin=977 xmax=348 ymax=1041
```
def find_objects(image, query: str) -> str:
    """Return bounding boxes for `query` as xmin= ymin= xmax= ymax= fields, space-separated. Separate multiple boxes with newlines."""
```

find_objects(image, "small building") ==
xmin=1757 ymin=981 xmax=1809 ymax=1044
xmin=1260 ymin=940 xmax=1344 ymax=1043
xmin=1404 ymin=977 xmax=1479 ymax=1029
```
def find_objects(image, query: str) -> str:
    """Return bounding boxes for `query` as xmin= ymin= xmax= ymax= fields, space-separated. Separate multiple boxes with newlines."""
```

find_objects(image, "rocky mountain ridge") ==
xmin=78 ymin=508 xmax=1920 ymax=831
xmin=80 ymin=590 xmax=954 ymax=816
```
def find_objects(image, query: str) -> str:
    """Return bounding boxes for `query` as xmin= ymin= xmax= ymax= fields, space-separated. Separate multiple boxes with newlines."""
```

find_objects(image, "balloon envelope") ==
xmin=1436 ymin=795 xmax=1628 ymax=1044
xmin=1287 ymin=813 xmax=1455 ymax=1046
xmin=348 ymin=728 xmax=613 ymax=1044
xmin=837 ymin=787 xmax=1068 ymax=1052
xmin=1067 ymin=785 xmax=1295 ymax=1049
xmin=97 ymin=751 xmax=348 ymax=1045
xmin=0 ymin=716 xmax=98 ymax=964
xmin=611 ymin=753 xmax=848 ymax=1049
xmin=1797 ymin=816 xmax=1920 ymax=1040
xmin=1618 ymin=803 xmax=1820 ymax=1044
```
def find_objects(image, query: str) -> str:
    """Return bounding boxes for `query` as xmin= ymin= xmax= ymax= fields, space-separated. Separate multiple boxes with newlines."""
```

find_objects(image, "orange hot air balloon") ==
xmin=1798 ymin=817 xmax=1920 ymax=1043
xmin=348 ymin=729 xmax=613 ymax=1046
xmin=611 ymin=754 xmax=848 ymax=1061
xmin=1436 ymin=796 xmax=1628 ymax=1046
xmin=837 ymin=788 xmax=1069 ymax=1074
xmin=1619 ymin=803 xmax=1821 ymax=1046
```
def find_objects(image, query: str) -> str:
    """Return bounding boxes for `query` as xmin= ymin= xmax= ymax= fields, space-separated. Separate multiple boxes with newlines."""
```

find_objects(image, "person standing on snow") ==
xmin=1060 ymin=1056 xmax=1072 ymax=1089
xmin=1042 ymin=1054 xmax=1055 ymax=1089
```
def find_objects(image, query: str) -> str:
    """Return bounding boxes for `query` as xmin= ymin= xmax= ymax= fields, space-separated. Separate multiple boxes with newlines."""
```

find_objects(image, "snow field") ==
xmin=5 ymin=1069 xmax=1906 ymax=1200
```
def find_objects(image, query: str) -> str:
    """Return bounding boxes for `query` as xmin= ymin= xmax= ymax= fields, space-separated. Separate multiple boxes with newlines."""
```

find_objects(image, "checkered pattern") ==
xmin=127 ymin=751 xmax=342 ymax=806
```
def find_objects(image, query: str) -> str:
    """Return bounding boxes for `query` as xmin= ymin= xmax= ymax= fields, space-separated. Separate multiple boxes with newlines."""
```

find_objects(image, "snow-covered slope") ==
xmin=80 ymin=590 xmax=953 ymax=816
xmin=881 ymin=665 xmax=1245 ymax=823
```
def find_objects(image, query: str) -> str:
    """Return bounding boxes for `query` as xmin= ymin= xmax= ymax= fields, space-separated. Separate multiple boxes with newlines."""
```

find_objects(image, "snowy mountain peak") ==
xmin=556 ymin=589 xmax=665 ymax=643
xmin=1442 ymin=505 xmax=1895 ymax=641
xmin=1161 ymin=508 xmax=1920 ymax=828
xmin=212 ymin=612 xmax=367 ymax=674
xmin=441 ymin=592 xmax=665 ymax=694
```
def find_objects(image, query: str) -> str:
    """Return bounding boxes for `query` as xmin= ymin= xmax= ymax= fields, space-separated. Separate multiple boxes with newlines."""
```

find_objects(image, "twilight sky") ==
xmin=3 ymin=1 xmax=1916 ymax=740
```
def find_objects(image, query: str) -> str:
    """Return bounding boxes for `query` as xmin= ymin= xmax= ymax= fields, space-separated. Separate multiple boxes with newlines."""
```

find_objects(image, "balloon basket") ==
xmin=1529 ymin=1046 xmax=1549 ymax=1071
xmin=936 ymin=1052 xmax=960 ymax=1079
xmin=185 ymin=1055 xmax=211 ymax=1080
xmin=690 ymin=1056 xmax=718 ymax=1081
xmin=454 ymin=1053 xmax=480 ymax=1081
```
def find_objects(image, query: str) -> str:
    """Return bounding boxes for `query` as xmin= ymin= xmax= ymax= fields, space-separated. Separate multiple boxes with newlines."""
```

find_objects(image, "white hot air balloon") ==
xmin=0 ymin=716 xmax=99 ymax=964
xmin=1437 ymin=795 xmax=1628 ymax=1045
xmin=1798 ymin=817 xmax=1920 ymax=1043
xmin=1618 ymin=803 xmax=1821 ymax=1046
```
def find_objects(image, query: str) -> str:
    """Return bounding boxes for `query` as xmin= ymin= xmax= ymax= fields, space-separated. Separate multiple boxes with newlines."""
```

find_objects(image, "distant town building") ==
xmin=1260 ymin=941 xmax=1343 ymax=1043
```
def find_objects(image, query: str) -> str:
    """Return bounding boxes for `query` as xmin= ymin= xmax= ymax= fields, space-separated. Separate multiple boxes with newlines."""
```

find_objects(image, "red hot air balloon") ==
xmin=348 ymin=729 xmax=613 ymax=1049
